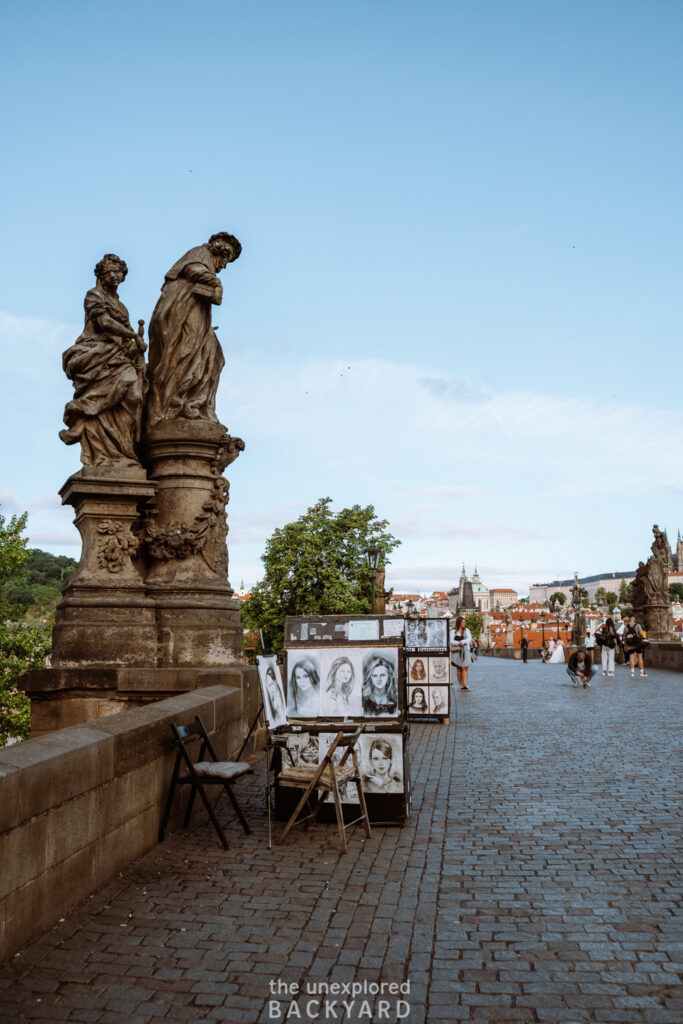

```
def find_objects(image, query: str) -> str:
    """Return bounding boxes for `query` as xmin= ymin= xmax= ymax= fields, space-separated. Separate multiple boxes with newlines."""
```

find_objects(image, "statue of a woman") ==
xmin=146 ymin=232 xmax=241 ymax=427
xmin=60 ymin=254 xmax=146 ymax=467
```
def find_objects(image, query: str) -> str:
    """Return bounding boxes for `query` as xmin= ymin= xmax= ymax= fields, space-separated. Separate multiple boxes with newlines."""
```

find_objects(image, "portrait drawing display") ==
xmin=256 ymin=656 xmax=288 ymax=730
xmin=405 ymin=618 xmax=448 ymax=650
xmin=429 ymin=657 xmax=450 ymax=684
xmin=361 ymin=648 xmax=399 ymax=717
xmin=430 ymin=686 xmax=449 ymax=715
xmin=282 ymin=732 xmax=319 ymax=768
xmin=358 ymin=733 xmax=404 ymax=794
xmin=408 ymin=657 xmax=428 ymax=682
xmin=319 ymin=733 xmax=359 ymax=803
xmin=408 ymin=686 xmax=429 ymax=714
xmin=285 ymin=647 xmax=401 ymax=720
xmin=319 ymin=649 xmax=363 ymax=717
xmin=287 ymin=653 xmax=321 ymax=718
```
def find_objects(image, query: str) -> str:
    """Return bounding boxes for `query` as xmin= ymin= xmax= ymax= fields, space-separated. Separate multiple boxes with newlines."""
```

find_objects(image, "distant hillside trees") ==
xmin=2 ymin=547 xmax=77 ymax=621
xmin=0 ymin=513 xmax=55 ymax=745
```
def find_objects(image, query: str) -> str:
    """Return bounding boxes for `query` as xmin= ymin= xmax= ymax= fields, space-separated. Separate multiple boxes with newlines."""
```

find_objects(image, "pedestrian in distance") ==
xmin=520 ymin=635 xmax=529 ymax=663
xmin=623 ymin=615 xmax=647 ymax=679
xmin=616 ymin=613 xmax=627 ymax=664
xmin=451 ymin=615 xmax=473 ymax=691
xmin=585 ymin=631 xmax=596 ymax=654
xmin=566 ymin=648 xmax=597 ymax=688
xmin=595 ymin=617 xmax=618 ymax=677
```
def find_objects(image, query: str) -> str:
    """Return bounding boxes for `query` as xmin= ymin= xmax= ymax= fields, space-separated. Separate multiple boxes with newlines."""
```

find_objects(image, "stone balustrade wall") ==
xmin=0 ymin=670 xmax=260 ymax=963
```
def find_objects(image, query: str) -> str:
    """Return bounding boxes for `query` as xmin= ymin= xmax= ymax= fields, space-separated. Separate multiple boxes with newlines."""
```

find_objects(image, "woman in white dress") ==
xmin=548 ymin=639 xmax=565 ymax=664
xmin=451 ymin=615 xmax=473 ymax=691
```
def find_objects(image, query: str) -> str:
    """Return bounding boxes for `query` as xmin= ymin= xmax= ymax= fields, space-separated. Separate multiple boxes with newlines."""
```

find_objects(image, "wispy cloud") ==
xmin=419 ymin=375 xmax=490 ymax=404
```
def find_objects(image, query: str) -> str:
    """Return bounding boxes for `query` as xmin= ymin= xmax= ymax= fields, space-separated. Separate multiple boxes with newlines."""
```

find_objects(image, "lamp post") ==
xmin=364 ymin=539 xmax=382 ymax=614
xmin=540 ymin=611 xmax=546 ymax=648
xmin=406 ymin=599 xmax=415 ymax=618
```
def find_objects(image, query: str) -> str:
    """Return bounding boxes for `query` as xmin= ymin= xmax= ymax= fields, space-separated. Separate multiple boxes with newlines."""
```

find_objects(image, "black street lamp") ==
xmin=364 ymin=539 xmax=382 ymax=614
xmin=540 ymin=611 xmax=546 ymax=648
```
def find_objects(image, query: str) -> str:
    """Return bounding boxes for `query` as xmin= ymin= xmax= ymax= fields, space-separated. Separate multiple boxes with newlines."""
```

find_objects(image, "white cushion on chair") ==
xmin=192 ymin=761 xmax=251 ymax=780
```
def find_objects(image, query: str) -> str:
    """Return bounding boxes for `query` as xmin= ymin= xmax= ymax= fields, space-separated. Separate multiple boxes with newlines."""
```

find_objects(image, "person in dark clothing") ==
xmin=520 ymin=636 xmax=528 ymax=663
xmin=567 ymin=648 xmax=596 ymax=688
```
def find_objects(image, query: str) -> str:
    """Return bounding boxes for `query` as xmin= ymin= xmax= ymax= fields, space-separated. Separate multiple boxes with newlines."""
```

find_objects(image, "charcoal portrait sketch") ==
xmin=361 ymin=649 xmax=399 ymax=717
xmin=256 ymin=656 xmax=288 ymax=730
xmin=287 ymin=654 xmax=321 ymax=718
xmin=319 ymin=649 xmax=362 ymax=717
xmin=358 ymin=733 xmax=403 ymax=793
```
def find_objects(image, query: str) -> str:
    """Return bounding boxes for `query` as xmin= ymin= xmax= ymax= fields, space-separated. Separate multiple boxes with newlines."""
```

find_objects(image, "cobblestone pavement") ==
xmin=1 ymin=659 xmax=682 ymax=1023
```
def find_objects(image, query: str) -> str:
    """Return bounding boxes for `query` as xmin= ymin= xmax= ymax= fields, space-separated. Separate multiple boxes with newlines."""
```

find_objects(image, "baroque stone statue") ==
xmin=60 ymin=254 xmax=146 ymax=467
xmin=633 ymin=525 xmax=674 ymax=640
xmin=146 ymin=232 xmax=241 ymax=426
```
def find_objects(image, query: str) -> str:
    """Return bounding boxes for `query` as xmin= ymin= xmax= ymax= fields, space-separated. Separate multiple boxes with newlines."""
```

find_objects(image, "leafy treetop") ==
xmin=241 ymin=498 xmax=400 ymax=655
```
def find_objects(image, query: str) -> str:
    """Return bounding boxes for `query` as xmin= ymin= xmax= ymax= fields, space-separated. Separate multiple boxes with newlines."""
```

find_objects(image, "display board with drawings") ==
xmin=279 ymin=614 xmax=410 ymax=824
xmin=403 ymin=617 xmax=449 ymax=652
xmin=405 ymin=653 xmax=451 ymax=720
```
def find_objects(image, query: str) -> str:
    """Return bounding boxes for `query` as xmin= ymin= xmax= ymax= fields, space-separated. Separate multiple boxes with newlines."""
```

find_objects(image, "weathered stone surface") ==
xmin=59 ymin=253 xmax=146 ymax=468
xmin=52 ymin=467 xmax=157 ymax=668
xmin=146 ymin=232 xmax=241 ymax=427
xmin=0 ymin=677 xmax=256 ymax=963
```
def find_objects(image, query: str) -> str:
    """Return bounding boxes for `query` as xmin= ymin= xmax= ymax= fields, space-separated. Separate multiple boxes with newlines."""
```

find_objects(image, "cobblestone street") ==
xmin=1 ymin=659 xmax=681 ymax=1023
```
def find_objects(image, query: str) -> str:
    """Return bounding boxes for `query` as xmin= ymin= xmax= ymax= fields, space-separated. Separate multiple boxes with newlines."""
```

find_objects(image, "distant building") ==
xmin=489 ymin=588 xmax=518 ymax=610
xmin=530 ymin=572 xmax=634 ymax=605
xmin=448 ymin=565 xmax=491 ymax=614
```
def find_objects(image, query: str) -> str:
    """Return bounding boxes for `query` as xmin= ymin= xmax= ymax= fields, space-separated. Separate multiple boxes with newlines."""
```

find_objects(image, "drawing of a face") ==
xmin=371 ymin=746 xmax=391 ymax=777
xmin=335 ymin=662 xmax=352 ymax=686
xmin=295 ymin=666 xmax=314 ymax=691
xmin=371 ymin=664 xmax=389 ymax=690
xmin=300 ymin=739 xmax=319 ymax=764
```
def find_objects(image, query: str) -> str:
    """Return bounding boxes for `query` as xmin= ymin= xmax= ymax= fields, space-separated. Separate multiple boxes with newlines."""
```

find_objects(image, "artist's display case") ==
xmin=403 ymin=618 xmax=451 ymax=721
xmin=276 ymin=614 xmax=411 ymax=824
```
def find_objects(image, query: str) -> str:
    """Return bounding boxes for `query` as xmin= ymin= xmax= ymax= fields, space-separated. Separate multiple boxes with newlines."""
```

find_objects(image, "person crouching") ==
xmin=567 ymin=648 xmax=597 ymax=688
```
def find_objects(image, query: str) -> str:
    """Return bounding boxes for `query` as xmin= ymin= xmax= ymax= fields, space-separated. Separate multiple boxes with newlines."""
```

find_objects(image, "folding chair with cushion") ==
xmin=277 ymin=728 xmax=372 ymax=852
xmin=159 ymin=714 xmax=254 ymax=850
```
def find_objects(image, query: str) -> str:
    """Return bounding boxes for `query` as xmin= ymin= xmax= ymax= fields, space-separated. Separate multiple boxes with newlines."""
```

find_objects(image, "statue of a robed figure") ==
xmin=146 ymin=232 xmax=241 ymax=426
xmin=23 ymin=233 xmax=248 ymax=736
xmin=60 ymin=254 xmax=146 ymax=467
xmin=632 ymin=525 xmax=674 ymax=641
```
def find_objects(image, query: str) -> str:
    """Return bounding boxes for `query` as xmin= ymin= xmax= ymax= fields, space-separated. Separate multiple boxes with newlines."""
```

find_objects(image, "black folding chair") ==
xmin=159 ymin=715 xmax=254 ymax=850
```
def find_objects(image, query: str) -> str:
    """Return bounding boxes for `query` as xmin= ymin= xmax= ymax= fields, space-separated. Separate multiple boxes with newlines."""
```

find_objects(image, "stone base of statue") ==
xmin=641 ymin=604 xmax=674 ymax=642
xmin=51 ymin=467 xmax=158 ymax=666
xmin=141 ymin=418 xmax=245 ymax=666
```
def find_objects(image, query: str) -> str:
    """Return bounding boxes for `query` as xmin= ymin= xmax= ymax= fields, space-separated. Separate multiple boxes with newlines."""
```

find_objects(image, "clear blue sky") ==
xmin=1 ymin=0 xmax=681 ymax=594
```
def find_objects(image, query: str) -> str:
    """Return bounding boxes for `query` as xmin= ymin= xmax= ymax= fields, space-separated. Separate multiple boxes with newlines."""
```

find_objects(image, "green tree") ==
xmin=241 ymin=498 xmax=400 ymax=655
xmin=594 ymin=586 xmax=608 ymax=607
xmin=605 ymin=590 xmax=619 ymax=611
xmin=0 ymin=512 xmax=51 ymax=745
xmin=549 ymin=591 xmax=566 ymax=606
xmin=669 ymin=582 xmax=683 ymax=603
xmin=465 ymin=611 xmax=483 ymax=640
xmin=619 ymin=580 xmax=633 ymax=605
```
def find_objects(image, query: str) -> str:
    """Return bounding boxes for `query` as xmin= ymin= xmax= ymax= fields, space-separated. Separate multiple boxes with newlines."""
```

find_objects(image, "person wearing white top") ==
xmin=450 ymin=615 xmax=473 ymax=691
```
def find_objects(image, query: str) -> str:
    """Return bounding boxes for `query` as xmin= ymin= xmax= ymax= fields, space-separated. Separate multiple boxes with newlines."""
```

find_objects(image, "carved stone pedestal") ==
xmin=142 ymin=418 xmax=245 ymax=666
xmin=642 ymin=604 xmax=674 ymax=642
xmin=51 ymin=467 xmax=157 ymax=667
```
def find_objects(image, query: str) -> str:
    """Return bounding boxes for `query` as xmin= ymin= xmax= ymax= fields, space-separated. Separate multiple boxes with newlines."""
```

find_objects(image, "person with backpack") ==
xmin=595 ymin=616 xmax=618 ymax=677
xmin=623 ymin=615 xmax=647 ymax=679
